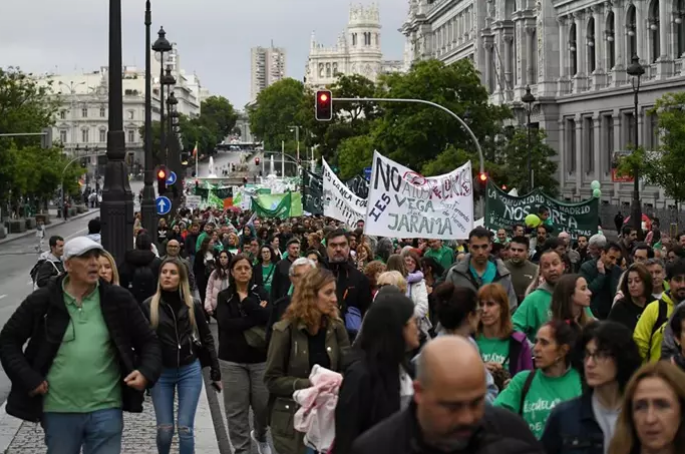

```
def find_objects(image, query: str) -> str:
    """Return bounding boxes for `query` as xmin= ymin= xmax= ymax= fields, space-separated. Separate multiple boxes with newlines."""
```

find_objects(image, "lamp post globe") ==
xmin=152 ymin=27 xmax=172 ymax=53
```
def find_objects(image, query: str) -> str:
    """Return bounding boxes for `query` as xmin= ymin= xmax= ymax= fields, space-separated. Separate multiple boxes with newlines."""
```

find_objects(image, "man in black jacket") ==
xmin=270 ymin=238 xmax=301 ymax=301
xmin=326 ymin=229 xmax=372 ymax=337
xmin=35 ymin=235 xmax=65 ymax=288
xmin=351 ymin=336 xmax=542 ymax=454
xmin=0 ymin=237 xmax=162 ymax=453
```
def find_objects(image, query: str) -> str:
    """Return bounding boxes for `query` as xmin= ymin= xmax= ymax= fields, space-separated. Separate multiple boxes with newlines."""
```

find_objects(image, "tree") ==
xmin=249 ymin=78 xmax=306 ymax=150
xmin=199 ymin=96 xmax=238 ymax=143
xmin=0 ymin=67 xmax=64 ymax=214
xmin=500 ymin=128 xmax=559 ymax=196
xmin=338 ymin=135 xmax=374 ymax=180
xmin=618 ymin=92 xmax=685 ymax=213
xmin=370 ymin=59 xmax=511 ymax=172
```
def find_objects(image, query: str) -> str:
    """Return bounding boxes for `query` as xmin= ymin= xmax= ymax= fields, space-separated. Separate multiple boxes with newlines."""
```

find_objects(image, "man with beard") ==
xmin=512 ymin=249 xmax=566 ymax=342
xmin=505 ymin=236 xmax=538 ymax=306
xmin=351 ymin=336 xmax=541 ymax=454
xmin=326 ymin=229 xmax=372 ymax=339
xmin=579 ymin=242 xmax=623 ymax=320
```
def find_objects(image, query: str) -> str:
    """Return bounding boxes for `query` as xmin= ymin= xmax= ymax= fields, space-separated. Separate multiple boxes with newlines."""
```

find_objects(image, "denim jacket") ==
xmin=541 ymin=392 xmax=605 ymax=454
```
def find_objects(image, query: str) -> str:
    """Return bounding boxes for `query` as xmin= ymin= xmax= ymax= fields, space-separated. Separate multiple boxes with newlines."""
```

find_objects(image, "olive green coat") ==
xmin=264 ymin=317 xmax=350 ymax=454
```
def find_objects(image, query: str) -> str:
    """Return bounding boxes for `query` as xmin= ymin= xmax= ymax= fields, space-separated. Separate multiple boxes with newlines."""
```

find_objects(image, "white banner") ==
xmin=322 ymin=158 xmax=367 ymax=227
xmin=364 ymin=151 xmax=474 ymax=239
xmin=185 ymin=195 xmax=202 ymax=210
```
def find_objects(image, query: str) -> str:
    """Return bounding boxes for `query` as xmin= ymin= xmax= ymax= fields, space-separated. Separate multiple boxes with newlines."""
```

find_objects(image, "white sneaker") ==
xmin=251 ymin=430 xmax=272 ymax=454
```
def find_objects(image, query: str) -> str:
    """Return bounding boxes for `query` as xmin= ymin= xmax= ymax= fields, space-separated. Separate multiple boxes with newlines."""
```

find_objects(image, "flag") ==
xmin=192 ymin=142 xmax=198 ymax=157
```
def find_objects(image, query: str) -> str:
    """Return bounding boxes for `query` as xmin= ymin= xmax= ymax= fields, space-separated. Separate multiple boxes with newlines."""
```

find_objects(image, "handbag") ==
xmin=244 ymin=325 xmax=267 ymax=350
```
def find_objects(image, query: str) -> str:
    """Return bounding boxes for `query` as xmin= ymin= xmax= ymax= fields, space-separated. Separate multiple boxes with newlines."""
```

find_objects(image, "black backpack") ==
xmin=29 ymin=259 xmax=59 ymax=289
xmin=129 ymin=265 xmax=157 ymax=304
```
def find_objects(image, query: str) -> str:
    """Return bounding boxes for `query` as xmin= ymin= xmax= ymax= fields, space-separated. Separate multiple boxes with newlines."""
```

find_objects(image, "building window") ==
xmin=624 ymin=111 xmax=635 ymax=148
xmin=326 ymin=63 xmax=331 ymax=78
xmin=606 ymin=12 xmax=616 ymax=69
xmin=100 ymin=107 xmax=106 ymax=118
xmin=99 ymin=129 xmax=106 ymax=143
xmin=647 ymin=112 xmax=659 ymax=151
xmin=60 ymin=111 xmax=66 ymax=120
xmin=352 ymin=33 xmax=357 ymax=46
xmin=649 ymin=0 xmax=660 ymax=63
xmin=60 ymin=130 xmax=68 ymax=143
xmin=128 ymin=130 xmax=136 ymax=144
xmin=587 ymin=18 xmax=596 ymax=73
xmin=584 ymin=117 xmax=594 ymax=174
xmin=627 ymin=6 xmax=637 ymax=59
xmin=82 ymin=107 xmax=88 ymax=118
xmin=602 ymin=115 xmax=614 ymax=175
xmin=677 ymin=0 xmax=685 ymax=57
xmin=566 ymin=118 xmax=576 ymax=173
xmin=127 ymin=110 xmax=135 ymax=120
xmin=82 ymin=129 xmax=89 ymax=143
xmin=569 ymin=23 xmax=578 ymax=76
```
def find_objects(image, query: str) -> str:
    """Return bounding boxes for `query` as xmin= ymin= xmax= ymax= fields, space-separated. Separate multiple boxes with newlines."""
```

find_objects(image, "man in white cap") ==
xmin=0 ymin=236 xmax=162 ymax=454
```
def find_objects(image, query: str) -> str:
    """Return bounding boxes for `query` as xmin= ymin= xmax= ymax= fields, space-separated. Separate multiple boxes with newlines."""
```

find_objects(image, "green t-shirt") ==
xmin=262 ymin=263 xmax=275 ymax=293
xmin=44 ymin=280 xmax=122 ymax=413
xmin=494 ymin=368 xmax=582 ymax=439
xmin=424 ymin=246 xmax=454 ymax=271
xmin=476 ymin=335 xmax=510 ymax=369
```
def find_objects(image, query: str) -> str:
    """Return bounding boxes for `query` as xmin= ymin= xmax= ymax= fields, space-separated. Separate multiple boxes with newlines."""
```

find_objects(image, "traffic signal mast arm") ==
xmin=328 ymin=97 xmax=484 ymax=175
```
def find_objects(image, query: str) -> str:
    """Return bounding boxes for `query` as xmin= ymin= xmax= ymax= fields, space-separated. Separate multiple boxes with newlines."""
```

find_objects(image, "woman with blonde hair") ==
xmin=98 ymin=250 xmax=120 ymax=285
xmin=376 ymin=270 xmax=408 ymax=295
xmin=142 ymin=257 xmax=221 ymax=454
xmin=609 ymin=361 xmax=685 ymax=454
xmin=264 ymin=267 xmax=350 ymax=454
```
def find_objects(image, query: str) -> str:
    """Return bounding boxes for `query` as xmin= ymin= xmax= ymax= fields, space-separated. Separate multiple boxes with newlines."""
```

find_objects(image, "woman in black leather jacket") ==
xmin=143 ymin=257 xmax=221 ymax=454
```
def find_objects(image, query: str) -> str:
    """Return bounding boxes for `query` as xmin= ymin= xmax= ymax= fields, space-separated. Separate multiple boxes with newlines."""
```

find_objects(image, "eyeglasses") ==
xmin=584 ymin=350 xmax=612 ymax=363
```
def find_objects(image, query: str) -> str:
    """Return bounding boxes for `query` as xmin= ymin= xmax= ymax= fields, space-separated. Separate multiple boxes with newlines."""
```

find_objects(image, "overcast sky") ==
xmin=0 ymin=0 xmax=407 ymax=109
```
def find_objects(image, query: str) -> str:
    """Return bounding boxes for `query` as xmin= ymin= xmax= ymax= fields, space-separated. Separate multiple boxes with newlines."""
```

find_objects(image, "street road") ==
xmin=0 ymin=149 xmax=258 ymax=404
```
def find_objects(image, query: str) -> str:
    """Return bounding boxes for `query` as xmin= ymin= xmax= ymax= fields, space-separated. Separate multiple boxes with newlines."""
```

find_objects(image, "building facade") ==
xmin=251 ymin=45 xmax=287 ymax=101
xmin=402 ymin=0 xmax=685 ymax=206
xmin=305 ymin=3 xmax=403 ymax=89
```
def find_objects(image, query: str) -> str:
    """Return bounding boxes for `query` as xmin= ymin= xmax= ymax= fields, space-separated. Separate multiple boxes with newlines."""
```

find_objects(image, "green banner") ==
xmin=251 ymin=192 xmax=303 ymax=219
xmin=193 ymin=185 xmax=233 ymax=200
xmin=303 ymin=171 xmax=323 ymax=215
xmin=485 ymin=182 xmax=599 ymax=238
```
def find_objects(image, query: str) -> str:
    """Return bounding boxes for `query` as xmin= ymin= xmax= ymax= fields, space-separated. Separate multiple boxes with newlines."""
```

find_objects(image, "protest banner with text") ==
xmin=484 ymin=182 xmax=599 ymax=238
xmin=322 ymin=158 xmax=367 ymax=227
xmin=365 ymin=151 xmax=474 ymax=239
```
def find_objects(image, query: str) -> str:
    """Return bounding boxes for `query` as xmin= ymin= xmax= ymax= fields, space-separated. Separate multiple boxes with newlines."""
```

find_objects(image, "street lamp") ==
xmin=521 ymin=86 xmax=536 ymax=192
xmin=289 ymin=125 xmax=300 ymax=162
xmin=101 ymin=0 xmax=134 ymax=261
xmin=141 ymin=0 xmax=157 ymax=242
xmin=626 ymin=55 xmax=645 ymax=238
xmin=160 ymin=66 xmax=176 ymax=163
xmin=152 ymin=27 xmax=172 ymax=164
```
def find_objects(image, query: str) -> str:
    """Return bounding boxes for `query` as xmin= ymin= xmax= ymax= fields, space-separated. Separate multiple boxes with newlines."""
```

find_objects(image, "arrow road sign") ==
xmin=166 ymin=171 xmax=177 ymax=186
xmin=156 ymin=196 xmax=172 ymax=215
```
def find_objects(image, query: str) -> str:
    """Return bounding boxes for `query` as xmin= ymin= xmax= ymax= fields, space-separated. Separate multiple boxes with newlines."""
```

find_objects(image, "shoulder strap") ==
xmin=647 ymin=299 xmax=669 ymax=358
xmin=518 ymin=370 xmax=537 ymax=416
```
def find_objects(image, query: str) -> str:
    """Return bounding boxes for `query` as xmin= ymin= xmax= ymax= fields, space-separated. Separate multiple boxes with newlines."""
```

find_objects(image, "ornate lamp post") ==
xmin=521 ymin=86 xmax=536 ymax=192
xmin=101 ymin=0 xmax=134 ymax=260
xmin=141 ymin=0 xmax=157 ymax=241
xmin=160 ymin=66 xmax=176 ymax=163
xmin=626 ymin=55 xmax=645 ymax=238
xmin=152 ymin=28 xmax=172 ymax=164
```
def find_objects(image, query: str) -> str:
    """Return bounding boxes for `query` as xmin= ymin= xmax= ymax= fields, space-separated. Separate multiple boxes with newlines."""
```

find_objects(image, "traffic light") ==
xmin=255 ymin=157 xmax=260 ymax=165
xmin=315 ymin=90 xmax=333 ymax=121
xmin=477 ymin=172 xmax=488 ymax=188
xmin=157 ymin=166 xmax=168 ymax=194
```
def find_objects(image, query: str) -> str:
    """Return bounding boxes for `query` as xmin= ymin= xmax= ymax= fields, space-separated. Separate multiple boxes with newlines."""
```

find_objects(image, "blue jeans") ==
xmin=150 ymin=360 xmax=203 ymax=454
xmin=42 ymin=408 xmax=123 ymax=454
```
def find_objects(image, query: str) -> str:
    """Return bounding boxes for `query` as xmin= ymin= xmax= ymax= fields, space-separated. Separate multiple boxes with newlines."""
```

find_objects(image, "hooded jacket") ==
xmin=445 ymin=254 xmax=519 ymax=313
xmin=118 ymin=249 xmax=162 ymax=304
xmin=634 ymin=292 xmax=676 ymax=362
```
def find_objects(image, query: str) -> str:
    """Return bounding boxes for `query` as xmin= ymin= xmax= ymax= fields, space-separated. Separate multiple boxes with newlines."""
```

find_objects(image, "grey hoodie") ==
xmin=661 ymin=299 xmax=685 ymax=360
xmin=445 ymin=254 xmax=519 ymax=312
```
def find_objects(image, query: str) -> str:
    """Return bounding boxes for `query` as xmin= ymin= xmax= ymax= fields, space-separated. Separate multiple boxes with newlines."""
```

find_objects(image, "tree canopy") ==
xmin=248 ymin=78 xmax=306 ymax=151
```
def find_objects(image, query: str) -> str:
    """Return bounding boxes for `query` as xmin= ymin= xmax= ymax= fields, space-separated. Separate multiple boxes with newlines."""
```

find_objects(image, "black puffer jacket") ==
xmin=0 ymin=277 xmax=162 ymax=422
xmin=142 ymin=291 xmax=220 ymax=381
xmin=119 ymin=249 xmax=162 ymax=304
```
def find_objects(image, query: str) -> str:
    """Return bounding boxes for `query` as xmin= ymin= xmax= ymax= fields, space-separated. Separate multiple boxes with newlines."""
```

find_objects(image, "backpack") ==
xmin=30 ymin=259 xmax=59 ymax=289
xmin=129 ymin=265 xmax=157 ymax=304
xmin=648 ymin=300 xmax=670 ymax=358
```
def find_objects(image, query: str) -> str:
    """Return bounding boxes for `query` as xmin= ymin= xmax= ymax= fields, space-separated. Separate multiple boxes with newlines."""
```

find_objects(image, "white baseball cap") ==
xmin=63 ymin=237 xmax=104 ymax=260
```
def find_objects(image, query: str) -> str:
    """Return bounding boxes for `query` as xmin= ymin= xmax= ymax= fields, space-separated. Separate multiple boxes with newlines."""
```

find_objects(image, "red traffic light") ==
xmin=315 ymin=90 xmax=333 ymax=121
xmin=157 ymin=169 xmax=167 ymax=180
xmin=478 ymin=172 xmax=488 ymax=182
xmin=501 ymin=184 xmax=507 ymax=190
xmin=255 ymin=158 xmax=260 ymax=165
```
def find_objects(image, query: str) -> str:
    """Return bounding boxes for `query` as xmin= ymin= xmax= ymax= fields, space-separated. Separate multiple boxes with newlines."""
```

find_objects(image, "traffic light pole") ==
xmin=333 ymin=97 xmax=485 ymax=174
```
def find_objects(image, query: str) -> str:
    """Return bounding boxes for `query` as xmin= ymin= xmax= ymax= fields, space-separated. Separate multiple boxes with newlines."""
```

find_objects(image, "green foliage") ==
xmin=248 ymin=78 xmax=306 ymax=151
xmin=616 ymin=92 xmax=685 ymax=208
xmin=338 ymin=135 xmax=374 ymax=179
xmin=198 ymin=96 xmax=238 ymax=143
xmin=371 ymin=59 xmax=511 ymax=171
xmin=0 ymin=67 xmax=65 ymax=209
xmin=500 ymin=128 xmax=559 ymax=196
